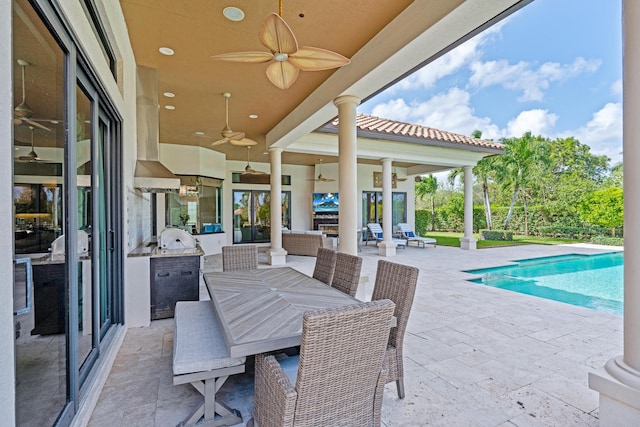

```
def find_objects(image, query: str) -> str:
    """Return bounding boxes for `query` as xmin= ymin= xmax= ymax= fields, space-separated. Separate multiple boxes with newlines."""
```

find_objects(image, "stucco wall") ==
xmin=0 ymin=0 xmax=16 ymax=422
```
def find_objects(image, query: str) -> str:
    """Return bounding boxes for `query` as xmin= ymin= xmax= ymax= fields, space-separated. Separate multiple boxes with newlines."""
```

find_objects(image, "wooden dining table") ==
xmin=203 ymin=267 xmax=369 ymax=358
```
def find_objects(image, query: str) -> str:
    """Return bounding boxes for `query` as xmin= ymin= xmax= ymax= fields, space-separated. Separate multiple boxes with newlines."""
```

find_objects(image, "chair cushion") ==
xmin=277 ymin=355 xmax=299 ymax=386
xmin=173 ymin=301 xmax=245 ymax=375
xmin=406 ymin=231 xmax=415 ymax=237
xmin=375 ymin=232 xmax=382 ymax=238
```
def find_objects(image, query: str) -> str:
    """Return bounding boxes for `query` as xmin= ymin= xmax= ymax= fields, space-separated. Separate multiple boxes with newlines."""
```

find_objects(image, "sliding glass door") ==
xmin=12 ymin=1 xmax=122 ymax=425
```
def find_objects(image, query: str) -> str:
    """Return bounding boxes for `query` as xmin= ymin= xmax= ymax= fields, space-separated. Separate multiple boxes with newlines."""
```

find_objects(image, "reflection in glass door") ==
xmin=233 ymin=190 xmax=290 ymax=243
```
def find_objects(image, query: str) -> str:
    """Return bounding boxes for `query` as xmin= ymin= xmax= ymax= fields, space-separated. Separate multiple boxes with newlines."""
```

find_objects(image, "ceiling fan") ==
xmin=13 ymin=59 xmax=54 ymax=132
xmin=16 ymin=127 xmax=48 ymax=163
xmin=200 ymin=92 xmax=257 ymax=147
xmin=241 ymin=146 xmax=265 ymax=175
xmin=307 ymin=159 xmax=335 ymax=182
xmin=210 ymin=0 xmax=350 ymax=90
xmin=393 ymin=167 xmax=408 ymax=182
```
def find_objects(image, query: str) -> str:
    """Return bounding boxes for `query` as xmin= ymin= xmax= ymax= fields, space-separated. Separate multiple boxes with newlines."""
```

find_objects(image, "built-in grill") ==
xmin=150 ymin=228 xmax=201 ymax=320
xmin=158 ymin=227 xmax=197 ymax=251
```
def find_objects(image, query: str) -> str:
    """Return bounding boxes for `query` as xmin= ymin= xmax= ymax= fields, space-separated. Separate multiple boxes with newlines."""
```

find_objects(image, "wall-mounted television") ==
xmin=312 ymin=192 xmax=339 ymax=213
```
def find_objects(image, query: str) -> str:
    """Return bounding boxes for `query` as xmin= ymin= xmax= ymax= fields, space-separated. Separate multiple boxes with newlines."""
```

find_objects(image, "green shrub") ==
xmin=480 ymin=229 xmax=513 ymax=241
xmin=591 ymin=236 xmax=624 ymax=246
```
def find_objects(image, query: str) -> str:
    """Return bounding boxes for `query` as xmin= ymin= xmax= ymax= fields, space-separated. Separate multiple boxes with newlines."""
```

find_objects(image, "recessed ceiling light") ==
xmin=194 ymin=131 xmax=205 ymax=136
xmin=165 ymin=105 xmax=175 ymax=110
xmin=159 ymin=47 xmax=175 ymax=56
xmin=223 ymin=6 xmax=245 ymax=22
xmin=249 ymin=114 xmax=258 ymax=119
xmin=50 ymin=120 xmax=59 ymax=124
xmin=163 ymin=92 xmax=175 ymax=98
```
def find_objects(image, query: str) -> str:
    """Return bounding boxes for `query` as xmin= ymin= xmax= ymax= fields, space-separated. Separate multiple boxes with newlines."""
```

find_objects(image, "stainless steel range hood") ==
xmin=134 ymin=66 xmax=180 ymax=193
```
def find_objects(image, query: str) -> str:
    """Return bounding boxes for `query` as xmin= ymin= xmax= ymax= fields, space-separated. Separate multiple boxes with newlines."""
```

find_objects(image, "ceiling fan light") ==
xmin=274 ymin=53 xmax=288 ymax=62
xmin=223 ymin=7 xmax=245 ymax=22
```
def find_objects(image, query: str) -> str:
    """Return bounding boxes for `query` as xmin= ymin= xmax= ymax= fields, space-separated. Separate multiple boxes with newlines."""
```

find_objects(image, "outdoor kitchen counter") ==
xmin=126 ymin=243 xmax=204 ymax=258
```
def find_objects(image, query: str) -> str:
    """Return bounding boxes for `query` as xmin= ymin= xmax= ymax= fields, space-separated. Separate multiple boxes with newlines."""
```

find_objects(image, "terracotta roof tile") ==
xmin=325 ymin=113 xmax=503 ymax=151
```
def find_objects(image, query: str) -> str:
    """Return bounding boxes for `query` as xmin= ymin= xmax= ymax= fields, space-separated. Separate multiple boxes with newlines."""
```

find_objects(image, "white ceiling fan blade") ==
xmin=229 ymin=138 xmax=257 ymax=147
xmin=224 ymin=130 xmax=245 ymax=140
xmin=22 ymin=117 xmax=52 ymax=132
xmin=266 ymin=61 xmax=299 ymax=90
xmin=289 ymin=46 xmax=350 ymax=71
xmin=210 ymin=51 xmax=273 ymax=63
xmin=320 ymin=177 xmax=336 ymax=182
xmin=259 ymin=13 xmax=298 ymax=55
xmin=211 ymin=138 xmax=229 ymax=146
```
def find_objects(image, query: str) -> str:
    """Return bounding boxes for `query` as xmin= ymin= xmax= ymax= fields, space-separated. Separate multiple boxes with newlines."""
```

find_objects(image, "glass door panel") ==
xmin=252 ymin=191 xmax=271 ymax=243
xmin=13 ymin=1 xmax=68 ymax=424
xmin=76 ymin=83 xmax=94 ymax=371
xmin=232 ymin=190 xmax=290 ymax=243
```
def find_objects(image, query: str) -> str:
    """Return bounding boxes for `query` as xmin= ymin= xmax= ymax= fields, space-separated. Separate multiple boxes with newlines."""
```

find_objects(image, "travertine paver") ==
xmin=89 ymin=243 xmax=621 ymax=426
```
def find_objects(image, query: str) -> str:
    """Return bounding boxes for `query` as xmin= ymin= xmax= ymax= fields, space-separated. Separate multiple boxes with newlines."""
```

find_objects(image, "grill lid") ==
xmin=159 ymin=228 xmax=197 ymax=250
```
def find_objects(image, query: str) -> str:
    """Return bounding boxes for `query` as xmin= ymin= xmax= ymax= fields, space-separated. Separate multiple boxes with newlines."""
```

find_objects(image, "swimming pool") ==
xmin=464 ymin=252 xmax=623 ymax=315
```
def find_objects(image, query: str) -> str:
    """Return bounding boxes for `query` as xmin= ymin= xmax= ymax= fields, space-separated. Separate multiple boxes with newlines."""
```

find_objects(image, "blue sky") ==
xmin=360 ymin=0 xmax=623 ymax=165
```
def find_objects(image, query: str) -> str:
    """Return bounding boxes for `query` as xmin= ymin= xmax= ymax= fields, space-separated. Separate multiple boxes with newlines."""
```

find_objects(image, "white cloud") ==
xmin=468 ymin=57 xmax=601 ymax=102
xmin=562 ymin=102 xmax=622 ymax=163
xmin=391 ymin=19 xmax=507 ymax=92
xmin=505 ymin=109 xmax=559 ymax=137
xmin=368 ymin=92 xmax=622 ymax=165
xmin=371 ymin=87 xmax=501 ymax=139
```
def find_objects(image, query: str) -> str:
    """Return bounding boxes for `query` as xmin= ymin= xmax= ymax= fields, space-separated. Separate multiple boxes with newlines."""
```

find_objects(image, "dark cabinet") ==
xmin=150 ymin=256 xmax=199 ymax=320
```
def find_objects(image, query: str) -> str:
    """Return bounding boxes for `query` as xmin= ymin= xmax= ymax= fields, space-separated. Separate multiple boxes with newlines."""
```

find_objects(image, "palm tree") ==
xmin=497 ymin=132 xmax=549 ymax=232
xmin=415 ymin=175 xmax=438 ymax=231
xmin=448 ymin=130 xmax=497 ymax=230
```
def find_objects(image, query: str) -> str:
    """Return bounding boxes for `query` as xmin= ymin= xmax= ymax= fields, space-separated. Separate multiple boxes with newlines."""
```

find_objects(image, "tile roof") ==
xmin=322 ymin=113 xmax=504 ymax=152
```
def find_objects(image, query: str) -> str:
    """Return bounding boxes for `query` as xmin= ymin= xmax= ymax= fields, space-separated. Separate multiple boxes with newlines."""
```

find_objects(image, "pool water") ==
xmin=464 ymin=252 xmax=623 ymax=315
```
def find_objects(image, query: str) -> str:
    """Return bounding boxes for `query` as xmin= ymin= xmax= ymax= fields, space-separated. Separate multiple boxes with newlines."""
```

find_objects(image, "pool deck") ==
xmin=88 ymin=243 xmax=623 ymax=426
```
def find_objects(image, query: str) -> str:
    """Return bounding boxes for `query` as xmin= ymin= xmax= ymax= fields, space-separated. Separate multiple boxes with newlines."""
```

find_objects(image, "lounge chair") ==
xmin=366 ymin=223 xmax=406 ymax=248
xmin=397 ymin=223 xmax=436 ymax=248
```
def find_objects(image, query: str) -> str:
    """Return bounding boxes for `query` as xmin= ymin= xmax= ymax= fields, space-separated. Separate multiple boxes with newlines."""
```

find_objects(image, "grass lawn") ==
xmin=423 ymin=231 xmax=587 ymax=248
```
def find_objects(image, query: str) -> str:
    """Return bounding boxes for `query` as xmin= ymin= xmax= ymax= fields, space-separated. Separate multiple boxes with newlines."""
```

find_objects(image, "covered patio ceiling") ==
xmin=119 ymin=0 xmax=529 ymax=167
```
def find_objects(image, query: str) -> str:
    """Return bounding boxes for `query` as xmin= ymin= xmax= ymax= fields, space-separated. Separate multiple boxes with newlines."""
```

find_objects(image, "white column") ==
xmin=268 ymin=147 xmax=287 ymax=265
xmin=459 ymin=165 xmax=477 ymax=250
xmin=589 ymin=1 xmax=640 ymax=423
xmin=378 ymin=158 xmax=397 ymax=256
xmin=334 ymin=95 xmax=360 ymax=255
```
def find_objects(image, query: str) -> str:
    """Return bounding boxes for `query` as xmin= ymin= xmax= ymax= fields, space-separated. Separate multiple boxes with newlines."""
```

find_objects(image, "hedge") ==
xmin=480 ymin=229 xmax=513 ymax=241
xmin=591 ymin=236 xmax=624 ymax=246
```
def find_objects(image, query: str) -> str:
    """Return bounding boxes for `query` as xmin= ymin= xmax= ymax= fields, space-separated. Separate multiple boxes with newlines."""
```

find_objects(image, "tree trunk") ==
xmin=482 ymin=181 xmax=493 ymax=230
xmin=523 ymin=188 xmax=529 ymax=236
xmin=503 ymin=182 xmax=520 ymax=229
xmin=430 ymin=197 xmax=436 ymax=231
xmin=612 ymin=227 xmax=616 ymax=237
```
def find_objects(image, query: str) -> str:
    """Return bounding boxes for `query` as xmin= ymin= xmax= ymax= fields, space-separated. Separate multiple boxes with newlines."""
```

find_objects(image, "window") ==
xmin=362 ymin=191 xmax=407 ymax=226
xmin=80 ymin=0 xmax=117 ymax=79
xmin=165 ymin=175 xmax=223 ymax=234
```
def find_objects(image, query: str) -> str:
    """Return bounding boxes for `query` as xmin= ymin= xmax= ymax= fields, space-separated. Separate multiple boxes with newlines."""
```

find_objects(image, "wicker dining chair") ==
xmin=249 ymin=299 xmax=396 ymax=427
xmin=331 ymin=252 xmax=363 ymax=297
xmin=221 ymin=245 xmax=258 ymax=271
xmin=312 ymin=247 xmax=337 ymax=285
xmin=371 ymin=259 xmax=419 ymax=399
